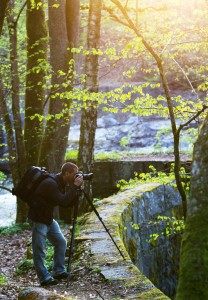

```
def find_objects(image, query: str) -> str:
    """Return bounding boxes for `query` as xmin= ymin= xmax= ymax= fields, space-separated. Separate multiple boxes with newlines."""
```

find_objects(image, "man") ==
xmin=28 ymin=162 xmax=83 ymax=286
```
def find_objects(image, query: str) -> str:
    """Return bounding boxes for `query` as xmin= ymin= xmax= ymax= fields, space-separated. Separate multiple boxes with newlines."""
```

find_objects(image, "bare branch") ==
xmin=0 ymin=185 xmax=12 ymax=193
xmin=103 ymin=4 xmax=130 ymax=28
xmin=170 ymin=53 xmax=198 ymax=97
xmin=178 ymin=104 xmax=208 ymax=132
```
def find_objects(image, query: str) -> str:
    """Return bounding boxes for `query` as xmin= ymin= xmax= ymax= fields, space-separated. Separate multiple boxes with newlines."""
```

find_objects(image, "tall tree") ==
xmin=24 ymin=0 xmax=48 ymax=166
xmin=78 ymin=0 xmax=102 ymax=212
xmin=176 ymin=114 xmax=208 ymax=299
xmin=38 ymin=0 xmax=80 ymax=171
xmin=0 ymin=0 xmax=81 ymax=222
xmin=38 ymin=0 xmax=80 ymax=223
xmin=7 ymin=0 xmax=27 ymax=222
xmin=7 ymin=0 xmax=26 ymax=173
xmin=108 ymin=0 xmax=208 ymax=219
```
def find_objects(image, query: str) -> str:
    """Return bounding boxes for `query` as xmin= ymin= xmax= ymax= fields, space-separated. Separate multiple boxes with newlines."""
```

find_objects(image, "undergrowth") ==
xmin=116 ymin=164 xmax=190 ymax=192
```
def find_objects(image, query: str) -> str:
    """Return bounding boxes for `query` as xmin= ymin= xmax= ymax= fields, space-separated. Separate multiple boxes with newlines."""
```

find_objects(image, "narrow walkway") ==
xmin=77 ymin=183 xmax=172 ymax=300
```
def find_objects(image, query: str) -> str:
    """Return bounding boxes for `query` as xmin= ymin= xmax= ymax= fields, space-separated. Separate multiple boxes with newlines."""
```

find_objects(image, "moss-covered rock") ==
xmin=18 ymin=287 xmax=72 ymax=300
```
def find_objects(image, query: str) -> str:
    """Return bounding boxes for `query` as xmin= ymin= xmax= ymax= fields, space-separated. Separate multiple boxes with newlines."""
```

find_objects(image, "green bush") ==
xmin=0 ymin=223 xmax=30 ymax=236
xmin=15 ymin=259 xmax=34 ymax=275
xmin=0 ymin=273 xmax=7 ymax=285
xmin=65 ymin=149 xmax=78 ymax=162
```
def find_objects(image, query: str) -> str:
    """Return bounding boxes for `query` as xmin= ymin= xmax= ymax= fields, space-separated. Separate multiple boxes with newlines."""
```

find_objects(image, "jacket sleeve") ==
xmin=35 ymin=177 xmax=79 ymax=207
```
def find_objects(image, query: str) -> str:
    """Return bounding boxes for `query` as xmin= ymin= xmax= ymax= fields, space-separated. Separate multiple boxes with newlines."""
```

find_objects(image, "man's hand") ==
xmin=74 ymin=175 xmax=83 ymax=187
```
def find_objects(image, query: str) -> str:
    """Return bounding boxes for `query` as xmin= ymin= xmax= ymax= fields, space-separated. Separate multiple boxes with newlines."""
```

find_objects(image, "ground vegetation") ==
xmin=0 ymin=224 xmax=127 ymax=300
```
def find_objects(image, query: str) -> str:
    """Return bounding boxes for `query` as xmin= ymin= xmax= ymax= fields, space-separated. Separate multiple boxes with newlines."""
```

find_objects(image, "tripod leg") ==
xmin=66 ymin=196 xmax=79 ymax=287
xmin=82 ymin=190 xmax=125 ymax=260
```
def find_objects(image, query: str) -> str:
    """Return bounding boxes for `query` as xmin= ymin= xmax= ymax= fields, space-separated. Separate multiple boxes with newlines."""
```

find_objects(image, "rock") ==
xmin=97 ymin=115 xmax=119 ymax=127
xmin=68 ymin=111 xmax=195 ymax=153
xmin=18 ymin=287 xmax=69 ymax=300
xmin=124 ymin=116 xmax=138 ymax=125
xmin=97 ymin=117 xmax=105 ymax=128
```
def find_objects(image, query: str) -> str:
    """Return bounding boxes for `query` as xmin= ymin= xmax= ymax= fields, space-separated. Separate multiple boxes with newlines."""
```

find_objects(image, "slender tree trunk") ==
xmin=24 ymin=0 xmax=48 ymax=166
xmin=0 ymin=75 xmax=16 ymax=179
xmin=7 ymin=0 xmax=26 ymax=173
xmin=0 ymin=77 xmax=27 ymax=223
xmin=176 ymin=114 xmax=208 ymax=299
xmin=1 ymin=1 xmax=27 ymax=223
xmin=78 ymin=0 xmax=102 ymax=213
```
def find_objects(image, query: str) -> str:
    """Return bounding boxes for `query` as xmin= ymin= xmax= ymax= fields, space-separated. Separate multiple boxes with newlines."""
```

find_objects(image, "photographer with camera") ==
xmin=28 ymin=162 xmax=83 ymax=286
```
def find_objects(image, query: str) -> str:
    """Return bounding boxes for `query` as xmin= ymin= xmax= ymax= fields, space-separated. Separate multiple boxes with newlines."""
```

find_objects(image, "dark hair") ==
xmin=61 ymin=162 xmax=78 ymax=175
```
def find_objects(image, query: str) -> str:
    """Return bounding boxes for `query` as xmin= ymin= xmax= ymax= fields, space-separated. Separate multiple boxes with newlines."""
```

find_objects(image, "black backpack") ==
xmin=12 ymin=166 xmax=53 ymax=205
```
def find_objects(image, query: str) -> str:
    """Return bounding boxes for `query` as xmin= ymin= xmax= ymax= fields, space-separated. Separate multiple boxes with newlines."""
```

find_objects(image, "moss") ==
xmin=121 ymin=273 xmax=170 ymax=299
xmin=176 ymin=207 xmax=208 ymax=300
xmin=134 ymin=289 xmax=170 ymax=299
xmin=128 ymin=238 xmax=137 ymax=263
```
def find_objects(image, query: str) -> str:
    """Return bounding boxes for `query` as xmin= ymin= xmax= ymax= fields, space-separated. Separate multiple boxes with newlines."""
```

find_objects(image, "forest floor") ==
xmin=0 ymin=227 xmax=127 ymax=300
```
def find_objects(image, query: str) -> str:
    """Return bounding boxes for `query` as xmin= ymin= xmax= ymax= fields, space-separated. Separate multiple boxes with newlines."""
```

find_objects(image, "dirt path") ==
xmin=0 ymin=228 xmax=127 ymax=300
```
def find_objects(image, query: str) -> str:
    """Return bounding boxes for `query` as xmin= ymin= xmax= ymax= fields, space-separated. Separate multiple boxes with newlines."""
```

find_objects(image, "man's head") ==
xmin=61 ymin=162 xmax=78 ymax=184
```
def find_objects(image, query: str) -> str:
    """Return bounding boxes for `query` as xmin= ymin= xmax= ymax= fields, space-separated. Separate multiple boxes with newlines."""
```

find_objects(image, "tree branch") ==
xmin=178 ymin=104 xmax=208 ymax=133
xmin=15 ymin=0 xmax=27 ymax=25
xmin=170 ymin=53 xmax=198 ymax=97
xmin=0 ymin=185 xmax=12 ymax=193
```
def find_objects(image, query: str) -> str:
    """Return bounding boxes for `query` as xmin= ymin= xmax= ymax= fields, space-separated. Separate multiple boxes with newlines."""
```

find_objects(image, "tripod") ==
xmin=66 ymin=188 xmax=125 ymax=287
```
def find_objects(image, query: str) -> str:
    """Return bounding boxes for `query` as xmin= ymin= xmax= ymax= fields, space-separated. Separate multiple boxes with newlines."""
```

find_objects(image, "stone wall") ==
xmin=0 ymin=159 xmax=191 ymax=198
xmin=120 ymin=184 xmax=182 ymax=298
xmin=77 ymin=182 xmax=182 ymax=299
xmin=91 ymin=160 xmax=191 ymax=198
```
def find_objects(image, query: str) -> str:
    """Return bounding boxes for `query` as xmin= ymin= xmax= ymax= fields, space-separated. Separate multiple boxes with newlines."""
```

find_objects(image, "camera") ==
xmin=75 ymin=171 xmax=93 ymax=181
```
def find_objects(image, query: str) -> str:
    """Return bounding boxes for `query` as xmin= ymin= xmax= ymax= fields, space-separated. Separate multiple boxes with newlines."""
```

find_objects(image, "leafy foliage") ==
xmin=15 ymin=259 xmax=34 ymax=275
xmin=0 ymin=172 xmax=6 ymax=181
xmin=146 ymin=216 xmax=185 ymax=245
xmin=116 ymin=164 xmax=190 ymax=192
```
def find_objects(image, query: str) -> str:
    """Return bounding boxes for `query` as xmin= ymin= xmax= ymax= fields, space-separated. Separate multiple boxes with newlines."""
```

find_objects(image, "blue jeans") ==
xmin=30 ymin=220 xmax=67 ymax=283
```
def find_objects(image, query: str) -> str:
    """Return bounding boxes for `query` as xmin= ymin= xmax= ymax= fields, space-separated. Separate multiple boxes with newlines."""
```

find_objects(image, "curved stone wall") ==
xmin=120 ymin=184 xmax=182 ymax=298
xmin=77 ymin=183 xmax=182 ymax=299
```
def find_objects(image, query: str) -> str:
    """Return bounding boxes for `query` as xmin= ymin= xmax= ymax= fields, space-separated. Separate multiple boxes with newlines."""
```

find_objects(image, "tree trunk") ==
xmin=39 ymin=0 xmax=80 ymax=172
xmin=38 ymin=0 xmax=70 ymax=171
xmin=66 ymin=0 xmax=80 ymax=48
xmin=0 ymin=0 xmax=9 ymax=35
xmin=176 ymin=114 xmax=208 ymax=299
xmin=24 ymin=0 xmax=48 ymax=166
xmin=38 ymin=0 xmax=80 ymax=222
xmin=0 ymin=75 xmax=16 ymax=178
xmin=78 ymin=0 xmax=102 ymax=213
xmin=7 ymin=0 xmax=27 ymax=223
xmin=7 ymin=0 xmax=26 ymax=174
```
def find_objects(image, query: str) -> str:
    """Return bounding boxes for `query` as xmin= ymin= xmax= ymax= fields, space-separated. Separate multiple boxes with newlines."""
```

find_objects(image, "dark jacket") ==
xmin=28 ymin=173 xmax=78 ymax=225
